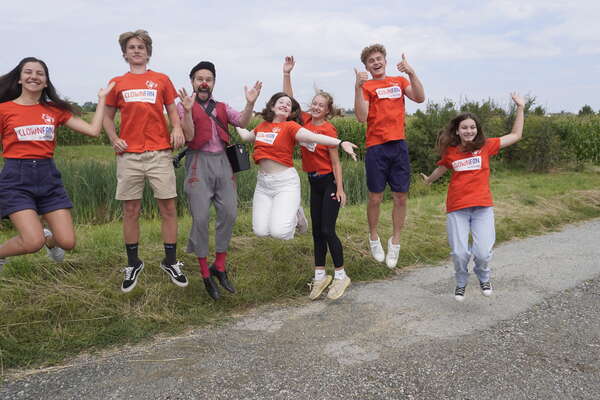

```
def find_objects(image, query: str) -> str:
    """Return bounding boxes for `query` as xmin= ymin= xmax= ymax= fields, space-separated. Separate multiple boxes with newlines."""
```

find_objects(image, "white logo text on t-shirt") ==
xmin=300 ymin=142 xmax=316 ymax=152
xmin=452 ymin=156 xmax=482 ymax=171
xmin=375 ymin=85 xmax=402 ymax=99
xmin=122 ymin=89 xmax=157 ymax=103
xmin=255 ymin=131 xmax=278 ymax=145
xmin=14 ymin=125 xmax=55 ymax=141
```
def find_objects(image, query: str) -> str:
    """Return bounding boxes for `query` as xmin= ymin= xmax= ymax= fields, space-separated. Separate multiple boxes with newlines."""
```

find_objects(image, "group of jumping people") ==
xmin=0 ymin=29 xmax=525 ymax=302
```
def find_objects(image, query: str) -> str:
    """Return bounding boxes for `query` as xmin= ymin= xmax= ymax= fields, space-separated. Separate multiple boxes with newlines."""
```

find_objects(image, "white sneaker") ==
xmin=369 ymin=236 xmax=385 ymax=262
xmin=385 ymin=238 xmax=401 ymax=269
xmin=327 ymin=276 xmax=351 ymax=300
xmin=308 ymin=275 xmax=332 ymax=300
xmin=43 ymin=228 xmax=65 ymax=262
xmin=296 ymin=206 xmax=309 ymax=234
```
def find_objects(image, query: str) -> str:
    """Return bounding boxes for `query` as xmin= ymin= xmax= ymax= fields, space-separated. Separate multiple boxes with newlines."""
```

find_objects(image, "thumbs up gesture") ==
xmin=354 ymin=67 xmax=369 ymax=89
xmin=396 ymin=53 xmax=415 ymax=76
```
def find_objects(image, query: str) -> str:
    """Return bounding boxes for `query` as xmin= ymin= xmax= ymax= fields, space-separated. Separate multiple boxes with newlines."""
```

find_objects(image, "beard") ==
xmin=195 ymin=87 xmax=212 ymax=102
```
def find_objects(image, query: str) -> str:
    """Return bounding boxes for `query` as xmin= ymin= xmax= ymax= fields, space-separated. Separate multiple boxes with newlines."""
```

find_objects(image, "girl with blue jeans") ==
xmin=422 ymin=93 xmax=525 ymax=301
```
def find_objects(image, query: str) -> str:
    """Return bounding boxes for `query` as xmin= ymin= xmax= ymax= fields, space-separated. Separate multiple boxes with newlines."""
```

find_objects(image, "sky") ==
xmin=2 ymin=0 xmax=599 ymax=114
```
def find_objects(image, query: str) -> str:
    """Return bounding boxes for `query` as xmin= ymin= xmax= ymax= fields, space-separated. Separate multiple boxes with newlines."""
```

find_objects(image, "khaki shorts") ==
xmin=116 ymin=150 xmax=177 ymax=200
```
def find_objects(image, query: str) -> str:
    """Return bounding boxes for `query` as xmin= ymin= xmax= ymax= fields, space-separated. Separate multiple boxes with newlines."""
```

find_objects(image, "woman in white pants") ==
xmin=236 ymin=92 xmax=357 ymax=240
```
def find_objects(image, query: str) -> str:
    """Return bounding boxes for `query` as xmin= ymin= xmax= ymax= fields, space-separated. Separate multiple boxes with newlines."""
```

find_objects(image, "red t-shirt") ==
xmin=361 ymin=76 xmax=410 ymax=147
xmin=0 ymin=101 xmax=72 ymax=159
xmin=437 ymin=138 xmax=501 ymax=213
xmin=300 ymin=112 xmax=337 ymax=174
xmin=252 ymin=120 xmax=301 ymax=167
xmin=106 ymin=70 xmax=177 ymax=153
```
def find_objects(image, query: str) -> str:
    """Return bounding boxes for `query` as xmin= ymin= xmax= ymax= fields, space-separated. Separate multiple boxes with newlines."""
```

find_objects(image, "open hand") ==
xmin=245 ymin=81 xmax=262 ymax=104
xmin=178 ymin=88 xmax=196 ymax=112
xmin=511 ymin=92 xmax=525 ymax=108
xmin=283 ymin=56 xmax=295 ymax=74
xmin=341 ymin=141 xmax=358 ymax=161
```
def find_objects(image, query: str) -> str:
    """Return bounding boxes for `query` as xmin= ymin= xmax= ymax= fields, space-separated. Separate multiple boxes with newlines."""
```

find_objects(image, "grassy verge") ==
xmin=2 ymin=168 xmax=600 ymax=373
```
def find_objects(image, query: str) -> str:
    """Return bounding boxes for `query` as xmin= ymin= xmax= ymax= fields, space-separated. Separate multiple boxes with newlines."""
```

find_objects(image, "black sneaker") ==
xmin=121 ymin=261 xmax=144 ymax=293
xmin=160 ymin=260 xmax=189 ymax=287
xmin=480 ymin=281 xmax=493 ymax=297
xmin=454 ymin=286 xmax=466 ymax=302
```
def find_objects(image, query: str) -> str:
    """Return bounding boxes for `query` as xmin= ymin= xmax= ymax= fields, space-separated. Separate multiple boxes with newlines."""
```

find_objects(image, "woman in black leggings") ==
xmin=282 ymin=56 xmax=351 ymax=300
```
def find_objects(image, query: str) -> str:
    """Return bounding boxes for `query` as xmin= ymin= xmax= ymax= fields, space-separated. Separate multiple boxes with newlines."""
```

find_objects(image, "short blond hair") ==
xmin=118 ymin=29 xmax=153 ymax=57
xmin=360 ymin=44 xmax=386 ymax=65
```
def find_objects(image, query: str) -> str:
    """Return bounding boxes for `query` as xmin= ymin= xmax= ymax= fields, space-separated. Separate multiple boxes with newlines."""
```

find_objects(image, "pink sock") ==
xmin=214 ymin=252 xmax=227 ymax=271
xmin=198 ymin=257 xmax=210 ymax=278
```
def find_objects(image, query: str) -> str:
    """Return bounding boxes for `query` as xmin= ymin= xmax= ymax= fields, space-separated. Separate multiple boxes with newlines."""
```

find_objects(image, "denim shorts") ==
xmin=0 ymin=158 xmax=73 ymax=219
xmin=365 ymin=140 xmax=411 ymax=193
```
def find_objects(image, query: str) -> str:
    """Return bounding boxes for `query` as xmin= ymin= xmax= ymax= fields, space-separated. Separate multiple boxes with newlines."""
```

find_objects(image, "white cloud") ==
xmin=1 ymin=0 xmax=597 ymax=112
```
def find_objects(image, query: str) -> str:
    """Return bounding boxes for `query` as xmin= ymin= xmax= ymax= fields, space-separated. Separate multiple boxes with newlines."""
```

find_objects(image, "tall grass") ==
xmin=3 ymin=169 xmax=600 ymax=370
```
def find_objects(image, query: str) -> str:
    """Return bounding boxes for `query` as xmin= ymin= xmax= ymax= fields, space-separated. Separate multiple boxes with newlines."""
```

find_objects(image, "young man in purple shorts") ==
xmin=353 ymin=44 xmax=425 ymax=268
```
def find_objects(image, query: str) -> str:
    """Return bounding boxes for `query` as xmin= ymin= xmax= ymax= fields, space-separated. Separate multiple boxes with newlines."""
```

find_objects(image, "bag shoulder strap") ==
xmin=198 ymin=100 xmax=230 ymax=138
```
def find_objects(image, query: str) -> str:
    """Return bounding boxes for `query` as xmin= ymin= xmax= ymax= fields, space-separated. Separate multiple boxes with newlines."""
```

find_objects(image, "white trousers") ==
xmin=252 ymin=167 xmax=301 ymax=240
xmin=446 ymin=206 xmax=495 ymax=288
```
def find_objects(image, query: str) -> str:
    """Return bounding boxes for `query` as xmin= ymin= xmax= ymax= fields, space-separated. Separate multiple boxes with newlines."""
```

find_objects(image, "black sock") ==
xmin=164 ymin=243 xmax=177 ymax=266
xmin=125 ymin=243 xmax=141 ymax=267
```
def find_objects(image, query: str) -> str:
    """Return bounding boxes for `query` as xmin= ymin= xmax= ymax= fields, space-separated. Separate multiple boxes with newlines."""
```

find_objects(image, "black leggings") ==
xmin=309 ymin=173 xmax=344 ymax=268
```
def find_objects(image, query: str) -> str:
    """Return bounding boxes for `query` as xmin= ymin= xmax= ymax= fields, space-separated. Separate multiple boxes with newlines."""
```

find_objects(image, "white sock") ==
xmin=314 ymin=269 xmax=326 ymax=281
xmin=334 ymin=268 xmax=347 ymax=280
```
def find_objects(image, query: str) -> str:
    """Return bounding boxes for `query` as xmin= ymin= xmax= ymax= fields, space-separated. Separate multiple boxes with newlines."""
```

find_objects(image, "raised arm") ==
xmin=283 ymin=56 xmax=295 ymax=97
xmin=239 ymin=81 xmax=262 ymax=128
xmin=177 ymin=88 xmax=196 ymax=142
xmin=499 ymin=93 xmax=525 ymax=149
xmin=421 ymin=166 xmax=448 ymax=185
xmin=353 ymin=68 xmax=369 ymax=122
xmin=397 ymin=54 xmax=425 ymax=103
xmin=65 ymin=82 xmax=115 ymax=137
xmin=295 ymin=127 xmax=357 ymax=161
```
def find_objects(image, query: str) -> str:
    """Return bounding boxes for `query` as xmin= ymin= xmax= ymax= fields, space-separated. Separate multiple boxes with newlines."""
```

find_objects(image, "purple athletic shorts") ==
xmin=0 ymin=158 xmax=73 ymax=219
xmin=365 ymin=140 xmax=411 ymax=193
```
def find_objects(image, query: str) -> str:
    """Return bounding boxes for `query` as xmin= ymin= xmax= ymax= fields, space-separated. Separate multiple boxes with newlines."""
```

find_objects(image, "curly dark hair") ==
xmin=436 ymin=112 xmax=486 ymax=156
xmin=260 ymin=92 xmax=301 ymax=123
xmin=0 ymin=57 xmax=75 ymax=114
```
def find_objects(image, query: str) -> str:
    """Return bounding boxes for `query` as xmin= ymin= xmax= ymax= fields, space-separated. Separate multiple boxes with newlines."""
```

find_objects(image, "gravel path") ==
xmin=2 ymin=219 xmax=600 ymax=400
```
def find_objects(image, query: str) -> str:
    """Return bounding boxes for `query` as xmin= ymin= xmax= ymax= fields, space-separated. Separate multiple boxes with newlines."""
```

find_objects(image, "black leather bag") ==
xmin=225 ymin=143 xmax=250 ymax=173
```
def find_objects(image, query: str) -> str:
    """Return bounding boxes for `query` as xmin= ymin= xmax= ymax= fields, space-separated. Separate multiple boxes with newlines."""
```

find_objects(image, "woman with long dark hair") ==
xmin=0 ymin=57 xmax=113 ymax=271
xmin=422 ymin=93 xmax=525 ymax=301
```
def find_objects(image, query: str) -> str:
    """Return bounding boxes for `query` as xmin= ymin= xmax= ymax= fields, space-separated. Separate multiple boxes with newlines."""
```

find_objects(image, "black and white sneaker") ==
xmin=454 ymin=286 xmax=466 ymax=302
xmin=160 ymin=260 xmax=188 ymax=287
xmin=121 ymin=261 xmax=144 ymax=293
xmin=480 ymin=281 xmax=493 ymax=297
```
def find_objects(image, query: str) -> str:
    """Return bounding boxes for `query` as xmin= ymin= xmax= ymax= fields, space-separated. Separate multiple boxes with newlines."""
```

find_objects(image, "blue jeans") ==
xmin=446 ymin=206 xmax=495 ymax=287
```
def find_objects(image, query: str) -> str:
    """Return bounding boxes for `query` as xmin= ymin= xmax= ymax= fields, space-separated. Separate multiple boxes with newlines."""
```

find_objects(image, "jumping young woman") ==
xmin=422 ymin=93 xmax=525 ymax=301
xmin=281 ymin=56 xmax=351 ymax=300
xmin=0 ymin=57 xmax=113 ymax=271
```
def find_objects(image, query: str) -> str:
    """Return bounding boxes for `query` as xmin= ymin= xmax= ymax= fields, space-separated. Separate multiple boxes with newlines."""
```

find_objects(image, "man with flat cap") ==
xmin=178 ymin=61 xmax=262 ymax=300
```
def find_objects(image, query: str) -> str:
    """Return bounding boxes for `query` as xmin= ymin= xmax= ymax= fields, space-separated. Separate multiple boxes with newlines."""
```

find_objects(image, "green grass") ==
xmin=3 ymin=164 xmax=600 ymax=373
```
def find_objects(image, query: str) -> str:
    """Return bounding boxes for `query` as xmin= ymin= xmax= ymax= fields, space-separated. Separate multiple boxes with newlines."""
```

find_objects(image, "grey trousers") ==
xmin=446 ymin=206 xmax=495 ymax=288
xmin=184 ymin=150 xmax=237 ymax=258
